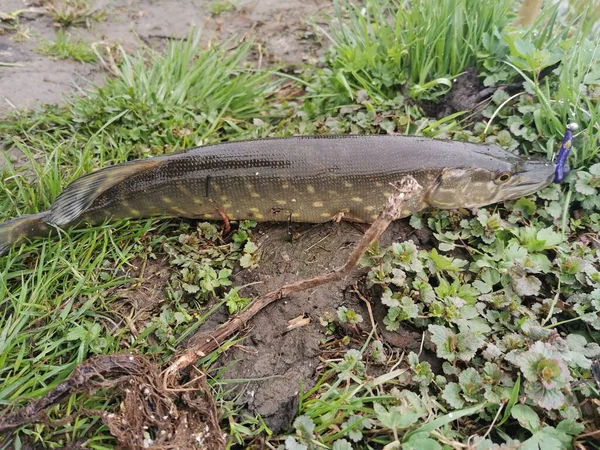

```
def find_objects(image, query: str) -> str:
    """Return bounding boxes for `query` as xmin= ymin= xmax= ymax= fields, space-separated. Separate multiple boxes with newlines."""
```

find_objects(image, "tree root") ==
xmin=0 ymin=176 xmax=422 ymax=449
xmin=0 ymin=355 xmax=225 ymax=450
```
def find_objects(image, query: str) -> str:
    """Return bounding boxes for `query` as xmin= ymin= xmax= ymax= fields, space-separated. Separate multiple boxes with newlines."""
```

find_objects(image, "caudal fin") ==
xmin=47 ymin=159 xmax=159 ymax=226
xmin=0 ymin=212 xmax=53 ymax=256
xmin=1 ymin=158 xmax=160 ymax=255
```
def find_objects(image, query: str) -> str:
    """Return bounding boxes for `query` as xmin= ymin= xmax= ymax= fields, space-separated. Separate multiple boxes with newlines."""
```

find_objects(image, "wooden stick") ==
xmin=163 ymin=176 xmax=423 ymax=382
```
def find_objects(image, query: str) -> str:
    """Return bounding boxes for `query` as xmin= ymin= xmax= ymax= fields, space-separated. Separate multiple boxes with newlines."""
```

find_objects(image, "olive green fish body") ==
xmin=0 ymin=135 xmax=555 ymax=255
xmin=78 ymin=136 xmax=449 ymax=225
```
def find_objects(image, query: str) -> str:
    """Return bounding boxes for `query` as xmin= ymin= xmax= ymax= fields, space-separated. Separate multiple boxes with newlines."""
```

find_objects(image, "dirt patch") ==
xmin=114 ymin=257 xmax=172 ymax=314
xmin=106 ymin=257 xmax=173 ymax=343
xmin=419 ymin=67 xmax=495 ymax=119
xmin=0 ymin=0 xmax=104 ymax=114
xmin=198 ymin=219 xmax=425 ymax=433
xmin=131 ymin=0 xmax=329 ymax=64
xmin=0 ymin=0 xmax=330 ymax=116
xmin=0 ymin=144 xmax=28 ymax=174
xmin=422 ymin=62 xmax=562 ymax=120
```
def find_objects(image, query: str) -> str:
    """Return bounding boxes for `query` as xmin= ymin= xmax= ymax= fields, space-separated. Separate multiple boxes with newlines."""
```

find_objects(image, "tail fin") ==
xmin=1 ymin=159 xmax=160 ymax=255
xmin=0 ymin=212 xmax=53 ymax=256
xmin=48 ymin=159 xmax=159 ymax=226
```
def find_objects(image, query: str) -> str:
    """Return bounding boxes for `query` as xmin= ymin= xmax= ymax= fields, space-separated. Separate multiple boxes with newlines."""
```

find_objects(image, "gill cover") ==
xmin=426 ymin=168 xmax=474 ymax=209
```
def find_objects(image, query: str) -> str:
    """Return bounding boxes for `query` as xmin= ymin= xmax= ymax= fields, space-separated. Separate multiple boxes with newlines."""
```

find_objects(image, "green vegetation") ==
xmin=70 ymin=31 xmax=277 ymax=151
xmin=1 ymin=0 xmax=600 ymax=448
xmin=37 ymin=30 xmax=97 ymax=63
xmin=318 ymin=0 xmax=515 ymax=102
xmin=41 ymin=0 xmax=105 ymax=28
xmin=209 ymin=0 xmax=238 ymax=16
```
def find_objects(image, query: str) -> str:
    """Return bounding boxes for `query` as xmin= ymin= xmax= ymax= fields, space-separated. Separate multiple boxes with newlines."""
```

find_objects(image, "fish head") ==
xmin=425 ymin=150 xmax=555 ymax=210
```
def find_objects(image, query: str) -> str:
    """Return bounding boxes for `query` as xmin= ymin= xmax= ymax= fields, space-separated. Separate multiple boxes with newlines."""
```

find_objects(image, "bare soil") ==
xmin=0 ymin=0 xmax=330 ymax=115
xmin=193 ymin=220 xmax=427 ymax=432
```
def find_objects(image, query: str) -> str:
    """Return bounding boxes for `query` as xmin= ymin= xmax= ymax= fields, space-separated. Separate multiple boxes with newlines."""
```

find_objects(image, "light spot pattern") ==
xmin=0 ymin=135 xmax=558 ymax=256
xmin=62 ymin=135 xmax=553 ymax=227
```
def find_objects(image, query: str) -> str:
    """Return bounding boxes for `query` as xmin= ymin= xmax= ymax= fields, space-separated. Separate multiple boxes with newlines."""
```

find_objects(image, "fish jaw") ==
xmin=503 ymin=158 xmax=556 ymax=201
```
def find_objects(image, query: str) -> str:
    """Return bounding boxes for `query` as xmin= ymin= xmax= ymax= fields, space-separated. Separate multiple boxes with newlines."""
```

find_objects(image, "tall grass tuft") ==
xmin=319 ymin=0 xmax=515 ymax=103
xmin=70 ymin=28 xmax=277 ymax=154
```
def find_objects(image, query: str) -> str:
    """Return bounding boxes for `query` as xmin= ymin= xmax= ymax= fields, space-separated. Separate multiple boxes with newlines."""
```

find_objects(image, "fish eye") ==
xmin=496 ymin=172 xmax=512 ymax=183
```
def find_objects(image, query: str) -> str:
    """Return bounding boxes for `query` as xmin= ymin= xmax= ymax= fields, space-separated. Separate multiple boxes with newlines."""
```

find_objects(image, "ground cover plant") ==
xmin=1 ymin=0 xmax=600 ymax=449
xmin=36 ymin=30 xmax=98 ymax=63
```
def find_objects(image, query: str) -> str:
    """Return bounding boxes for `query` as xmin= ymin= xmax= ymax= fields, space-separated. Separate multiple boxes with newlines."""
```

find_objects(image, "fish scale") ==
xmin=0 ymin=135 xmax=556 ymax=255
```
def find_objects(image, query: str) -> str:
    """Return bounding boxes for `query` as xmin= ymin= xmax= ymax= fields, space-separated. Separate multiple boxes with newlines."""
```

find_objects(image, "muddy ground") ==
xmin=198 ymin=221 xmax=428 ymax=432
xmin=0 ymin=0 xmax=329 ymax=115
xmin=0 ymin=0 xmax=427 ymax=436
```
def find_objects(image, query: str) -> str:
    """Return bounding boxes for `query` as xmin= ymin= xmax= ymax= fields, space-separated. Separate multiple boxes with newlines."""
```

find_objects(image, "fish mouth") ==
xmin=506 ymin=158 xmax=556 ymax=199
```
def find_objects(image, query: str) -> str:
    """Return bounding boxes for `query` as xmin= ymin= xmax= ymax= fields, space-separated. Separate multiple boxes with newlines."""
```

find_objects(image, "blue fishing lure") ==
xmin=554 ymin=123 xmax=578 ymax=183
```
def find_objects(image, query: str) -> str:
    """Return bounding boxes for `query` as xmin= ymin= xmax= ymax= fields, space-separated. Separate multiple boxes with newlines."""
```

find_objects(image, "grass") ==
xmin=305 ymin=0 xmax=600 ymax=167
xmin=41 ymin=0 xmax=105 ymax=28
xmin=568 ymin=0 xmax=600 ymax=31
xmin=0 ymin=221 xmax=155 ymax=449
xmin=314 ymin=0 xmax=515 ymax=103
xmin=69 ymin=30 xmax=278 ymax=152
xmin=1 ymin=1 xmax=600 ymax=449
xmin=37 ymin=30 xmax=97 ymax=63
xmin=209 ymin=0 xmax=238 ymax=16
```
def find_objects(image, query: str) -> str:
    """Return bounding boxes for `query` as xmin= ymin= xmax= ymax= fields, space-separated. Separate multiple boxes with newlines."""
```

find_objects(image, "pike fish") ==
xmin=0 ymin=135 xmax=555 ymax=255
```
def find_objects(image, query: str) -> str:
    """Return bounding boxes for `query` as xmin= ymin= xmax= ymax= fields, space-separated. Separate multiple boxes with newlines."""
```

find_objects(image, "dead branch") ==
xmin=0 ymin=354 xmax=225 ymax=450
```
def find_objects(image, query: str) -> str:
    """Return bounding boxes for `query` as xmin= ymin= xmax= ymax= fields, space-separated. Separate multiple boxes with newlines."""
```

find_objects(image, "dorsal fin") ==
xmin=48 ymin=159 xmax=159 ymax=226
